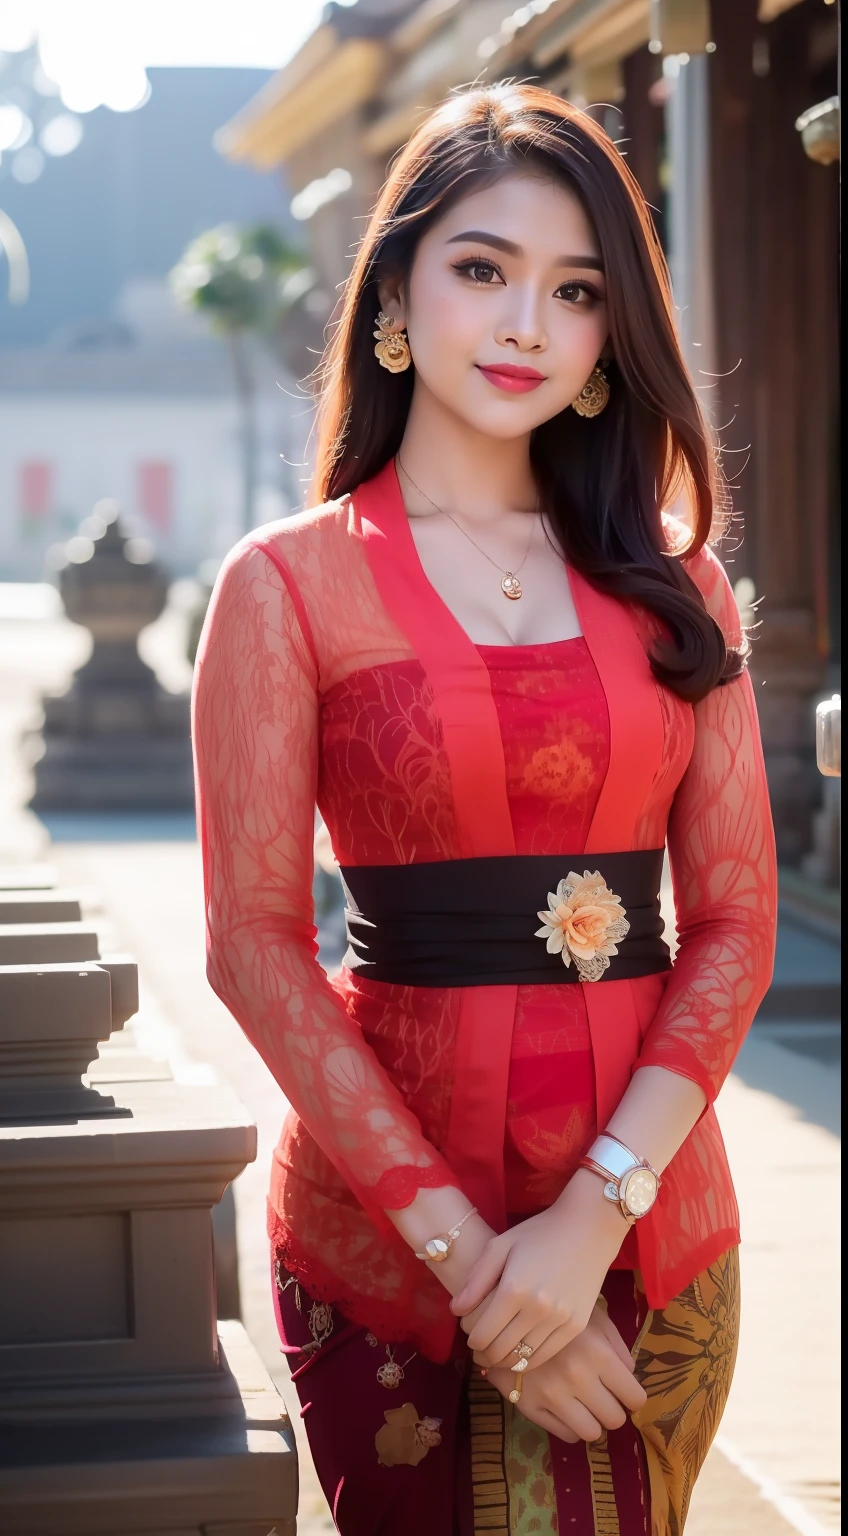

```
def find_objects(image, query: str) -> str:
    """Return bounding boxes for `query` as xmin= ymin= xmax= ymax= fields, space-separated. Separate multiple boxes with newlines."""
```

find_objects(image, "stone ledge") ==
xmin=0 ymin=1078 xmax=257 ymax=1213
xmin=0 ymin=1322 xmax=297 ymax=1536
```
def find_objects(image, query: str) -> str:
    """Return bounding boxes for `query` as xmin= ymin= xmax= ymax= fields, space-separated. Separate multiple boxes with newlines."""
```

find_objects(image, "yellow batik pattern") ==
xmin=632 ymin=1248 xmax=740 ymax=1536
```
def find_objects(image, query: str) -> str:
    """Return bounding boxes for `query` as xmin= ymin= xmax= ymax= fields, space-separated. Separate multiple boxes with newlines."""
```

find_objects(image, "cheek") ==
xmin=553 ymin=310 xmax=608 ymax=377
xmin=406 ymin=271 xmax=481 ymax=370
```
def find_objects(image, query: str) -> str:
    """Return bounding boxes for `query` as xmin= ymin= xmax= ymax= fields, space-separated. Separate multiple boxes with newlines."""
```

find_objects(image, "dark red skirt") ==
xmin=272 ymin=1249 xmax=739 ymax=1534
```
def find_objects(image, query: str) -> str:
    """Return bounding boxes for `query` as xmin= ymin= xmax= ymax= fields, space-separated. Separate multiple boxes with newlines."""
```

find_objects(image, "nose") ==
xmin=493 ymin=283 xmax=547 ymax=354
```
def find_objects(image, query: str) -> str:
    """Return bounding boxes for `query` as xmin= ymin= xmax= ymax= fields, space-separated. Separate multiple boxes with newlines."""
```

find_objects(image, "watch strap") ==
xmin=585 ymin=1133 xmax=641 ymax=1181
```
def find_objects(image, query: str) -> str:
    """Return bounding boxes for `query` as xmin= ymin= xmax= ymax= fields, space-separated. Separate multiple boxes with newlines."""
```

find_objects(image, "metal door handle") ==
xmin=816 ymin=695 xmax=841 ymax=778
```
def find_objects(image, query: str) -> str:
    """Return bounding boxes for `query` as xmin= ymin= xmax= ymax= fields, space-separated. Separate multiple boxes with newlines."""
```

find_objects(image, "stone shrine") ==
xmin=30 ymin=500 xmax=194 ymax=810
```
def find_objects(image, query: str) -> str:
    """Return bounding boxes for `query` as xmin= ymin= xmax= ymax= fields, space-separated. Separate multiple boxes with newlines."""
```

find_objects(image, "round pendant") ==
xmin=501 ymin=573 xmax=522 ymax=600
xmin=377 ymin=1360 xmax=404 ymax=1389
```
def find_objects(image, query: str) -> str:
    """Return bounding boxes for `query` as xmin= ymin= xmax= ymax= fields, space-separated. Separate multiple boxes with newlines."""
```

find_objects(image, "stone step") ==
xmin=0 ymin=923 xmax=100 ymax=965
xmin=0 ymin=865 xmax=58 ymax=892
xmin=0 ymin=890 xmax=83 ymax=924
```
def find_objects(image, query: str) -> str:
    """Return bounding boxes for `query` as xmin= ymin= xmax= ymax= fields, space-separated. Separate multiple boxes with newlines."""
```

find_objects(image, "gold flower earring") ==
xmin=572 ymin=363 xmax=610 ymax=418
xmin=374 ymin=311 xmax=412 ymax=373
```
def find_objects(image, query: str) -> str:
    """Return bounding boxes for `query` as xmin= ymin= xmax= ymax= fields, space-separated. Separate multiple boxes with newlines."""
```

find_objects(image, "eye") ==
xmin=453 ymin=258 xmax=503 ymax=286
xmin=556 ymin=280 xmax=601 ymax=305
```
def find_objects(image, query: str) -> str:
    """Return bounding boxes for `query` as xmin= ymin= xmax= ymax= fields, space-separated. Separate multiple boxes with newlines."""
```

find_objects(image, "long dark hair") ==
xmin=312 ymin=82 xmax=744 ymax=701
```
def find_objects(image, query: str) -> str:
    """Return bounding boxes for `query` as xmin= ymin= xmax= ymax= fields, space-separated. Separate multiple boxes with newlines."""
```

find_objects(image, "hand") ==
xmin=483 ymin=1305 xmax=647 ymax=1443
xmin=452 ymin=1169 xmax=628 ymax=1371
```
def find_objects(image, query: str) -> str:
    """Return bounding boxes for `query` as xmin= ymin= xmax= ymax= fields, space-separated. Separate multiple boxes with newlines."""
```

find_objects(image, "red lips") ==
xmin=476 ymin=363 xmax=547 ymax=393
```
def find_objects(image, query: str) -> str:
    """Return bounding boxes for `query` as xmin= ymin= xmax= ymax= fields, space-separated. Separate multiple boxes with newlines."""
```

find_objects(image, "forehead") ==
xmin=429 ymin=170 xmax=599 ymax=256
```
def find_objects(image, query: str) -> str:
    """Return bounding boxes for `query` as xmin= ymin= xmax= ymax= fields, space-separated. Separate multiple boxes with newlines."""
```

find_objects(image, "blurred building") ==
xmin=217 ymin=0 xmax=840 ymax=889
xmin=0 ymin=66 xmax=307 ymax=578
xmin=0 ymin=280 xmax=297 ymax=579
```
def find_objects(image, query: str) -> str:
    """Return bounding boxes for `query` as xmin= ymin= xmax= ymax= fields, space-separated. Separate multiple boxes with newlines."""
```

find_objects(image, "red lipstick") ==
xmin=476 ymin=363 xmax=547 ymax=394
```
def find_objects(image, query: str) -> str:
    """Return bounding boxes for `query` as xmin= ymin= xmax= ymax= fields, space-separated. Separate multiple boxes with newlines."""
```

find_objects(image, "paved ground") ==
xmin=0 ymin=594 xmax=841 ymax=1534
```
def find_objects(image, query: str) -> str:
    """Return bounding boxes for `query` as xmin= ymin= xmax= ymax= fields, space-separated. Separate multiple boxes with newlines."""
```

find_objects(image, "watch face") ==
xmin=621 ymin=1167 xmax=658 ymax=1217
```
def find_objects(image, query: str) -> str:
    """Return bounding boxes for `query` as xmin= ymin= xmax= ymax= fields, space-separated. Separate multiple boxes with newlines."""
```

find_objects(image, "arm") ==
xmin=454 ymin=547 xmax=777 ymax=1367
xmin=193 ymin=538 xmax=477 ymax=1235
xmin=635 ymin=544 xmax=777 ymax=1096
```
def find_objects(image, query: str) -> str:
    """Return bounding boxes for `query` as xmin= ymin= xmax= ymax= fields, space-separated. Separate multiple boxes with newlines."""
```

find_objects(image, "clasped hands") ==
xmin=449 ymin=1188 xmax=647 ymax=1443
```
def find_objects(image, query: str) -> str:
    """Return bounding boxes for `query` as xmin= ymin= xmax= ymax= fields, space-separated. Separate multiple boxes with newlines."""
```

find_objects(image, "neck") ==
xmin=396 ymin=381 xmax=537 ymax=521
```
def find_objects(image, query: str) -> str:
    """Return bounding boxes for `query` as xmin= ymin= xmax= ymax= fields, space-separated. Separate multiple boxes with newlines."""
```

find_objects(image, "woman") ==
xmin=193 ymin=84 xmax=776 ymax=1535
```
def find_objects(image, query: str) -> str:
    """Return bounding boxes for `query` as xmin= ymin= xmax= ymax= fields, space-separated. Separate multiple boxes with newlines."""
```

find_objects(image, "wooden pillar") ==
xmin=621 ymin=46 xmax=667 ymax=250
xmin=708 ymin=0 xmax=838 ymax=867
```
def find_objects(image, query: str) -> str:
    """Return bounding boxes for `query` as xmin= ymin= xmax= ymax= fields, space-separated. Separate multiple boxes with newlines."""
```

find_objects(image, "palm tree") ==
xmin=171 ymin=224 xmax=308 ymax=534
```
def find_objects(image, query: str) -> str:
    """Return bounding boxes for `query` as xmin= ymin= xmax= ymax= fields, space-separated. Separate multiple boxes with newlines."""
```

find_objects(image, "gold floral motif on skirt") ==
xmin=375 ymin=1402 xmax=443 ymax=1467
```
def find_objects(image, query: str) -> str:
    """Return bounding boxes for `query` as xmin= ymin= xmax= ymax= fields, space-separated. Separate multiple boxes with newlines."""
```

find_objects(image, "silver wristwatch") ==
xmin=580 ymin=1133 xmax=661 ymax=1222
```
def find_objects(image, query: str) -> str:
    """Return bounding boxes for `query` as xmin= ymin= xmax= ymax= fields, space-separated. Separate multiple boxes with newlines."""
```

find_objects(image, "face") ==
xmin=379 ymin=171 xmax=609 ymax=441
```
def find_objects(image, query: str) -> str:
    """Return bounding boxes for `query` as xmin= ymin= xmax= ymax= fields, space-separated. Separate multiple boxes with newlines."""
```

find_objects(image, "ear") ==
xmin=376 ymin=270 xmax=407 ymax=330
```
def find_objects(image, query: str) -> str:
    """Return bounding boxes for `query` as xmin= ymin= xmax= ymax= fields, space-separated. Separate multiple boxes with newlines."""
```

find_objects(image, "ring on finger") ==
xmin=511 ymin=1340 xmax=533 ymax=1373
xmin=508 ymin=1372 xmax=524 ymax=1405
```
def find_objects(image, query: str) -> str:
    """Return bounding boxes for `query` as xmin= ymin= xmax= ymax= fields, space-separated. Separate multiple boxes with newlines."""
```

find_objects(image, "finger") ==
xmin=535 ymin=1408 xmax=580 ymax=1444
xmin=466 ymin=1291 xmax=530 ymax=1356
xmin=475 ymin=1315 xmax=545 ymax=1370
xmin=549 ymin=1402 xmax=603 ymax=1444
xmin=451 ymin=1240 xmax=509 ymax=1316
xmin=497 ymin=1319 xmax=579 ymax=1372
xmin=597 ymin=1309 xmax=638 ymax=1370
xmin=459 ymin=1294 xmax=496 ymax=1336
xmin=575 ymin=1382 xmax=629 ymax=1433
xmin=598 ymin=1358 xmax=647 ymax=1414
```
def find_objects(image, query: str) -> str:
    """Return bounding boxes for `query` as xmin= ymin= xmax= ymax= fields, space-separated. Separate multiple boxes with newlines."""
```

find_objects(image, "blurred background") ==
xmin=0 ymin=3 xmax=840 ymax=1535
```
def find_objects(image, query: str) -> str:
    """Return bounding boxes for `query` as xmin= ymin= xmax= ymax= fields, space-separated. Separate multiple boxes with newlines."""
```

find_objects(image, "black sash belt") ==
xmin=340 ymin=851 xmax=670 ymax=988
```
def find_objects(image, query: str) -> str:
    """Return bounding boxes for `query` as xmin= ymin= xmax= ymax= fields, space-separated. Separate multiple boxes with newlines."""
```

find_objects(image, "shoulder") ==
xmin=252 ymin=496 xmax=351 ymax=549
xmin=662 ymin=514 xmax=743 ymax=648
xmin=215 ymin=498 xmax=350 ymax=591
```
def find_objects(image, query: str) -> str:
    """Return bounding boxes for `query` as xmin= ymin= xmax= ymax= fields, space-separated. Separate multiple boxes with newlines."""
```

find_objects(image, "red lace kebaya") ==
xmin=192 ymin=462 xmax=777 ymax=1363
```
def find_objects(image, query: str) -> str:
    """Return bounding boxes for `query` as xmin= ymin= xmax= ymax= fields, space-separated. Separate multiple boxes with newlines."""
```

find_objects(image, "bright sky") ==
xmin=0 ymin=0 xmax=337 ymax=76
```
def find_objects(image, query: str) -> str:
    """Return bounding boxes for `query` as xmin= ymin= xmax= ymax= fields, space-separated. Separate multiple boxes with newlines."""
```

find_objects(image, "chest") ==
xmin=317 ymin=638 xmax=693 ymax=864
xmin=407 ymin=512 xmax=582 ymax=647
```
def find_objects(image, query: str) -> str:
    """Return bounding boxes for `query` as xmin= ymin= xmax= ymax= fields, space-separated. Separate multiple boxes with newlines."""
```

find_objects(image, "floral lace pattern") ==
xmin=193 ymin=496 xmax=776 ymax=1359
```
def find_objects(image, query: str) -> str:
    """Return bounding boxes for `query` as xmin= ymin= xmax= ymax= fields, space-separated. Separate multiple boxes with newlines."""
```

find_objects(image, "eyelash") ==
xmin=451 ymin=258 xmax=602 ymax=305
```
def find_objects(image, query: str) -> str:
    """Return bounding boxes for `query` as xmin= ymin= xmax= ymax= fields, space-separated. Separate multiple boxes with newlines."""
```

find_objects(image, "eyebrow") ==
xmin=446 ymin=229 xmax=604 ymax=270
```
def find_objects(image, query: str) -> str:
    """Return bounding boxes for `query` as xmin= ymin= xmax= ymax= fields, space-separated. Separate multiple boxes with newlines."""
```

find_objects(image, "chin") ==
xmin=461 ymin=404 xmax=560 ymax=442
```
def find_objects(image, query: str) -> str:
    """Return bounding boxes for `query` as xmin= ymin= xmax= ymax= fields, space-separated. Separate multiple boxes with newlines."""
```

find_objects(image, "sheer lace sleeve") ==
xmin=635 ymin=545 xmax=777 ymax=1099
xmin=192 ymin=536 xmax=457 ymax=1215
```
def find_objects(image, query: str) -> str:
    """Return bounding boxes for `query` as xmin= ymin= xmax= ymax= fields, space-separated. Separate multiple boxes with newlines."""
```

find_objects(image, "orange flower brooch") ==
xmin=535 ymin=871 xmax=630 ymax=982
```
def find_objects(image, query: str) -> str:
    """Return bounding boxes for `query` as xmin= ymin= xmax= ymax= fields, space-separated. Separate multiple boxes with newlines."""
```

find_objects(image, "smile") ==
xmin=476 ymin=364 xmax=547 ymax=394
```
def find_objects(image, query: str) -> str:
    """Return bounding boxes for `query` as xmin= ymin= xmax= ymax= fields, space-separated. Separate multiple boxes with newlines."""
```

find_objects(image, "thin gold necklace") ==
xmin=396 ymin=457 xmax=537 ymax=602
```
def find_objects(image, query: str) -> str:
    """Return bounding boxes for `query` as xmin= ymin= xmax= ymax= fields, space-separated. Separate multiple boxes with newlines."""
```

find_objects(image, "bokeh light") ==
xmin=0 ymin=104 xmax=29 ymax=151
xmin=0 ymin=5 xmax=37 ymax=53
xmin=11 ymin=145 xmax=45 ymax=182
xmin=39 ymin=111 xmax=83 ymax=156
